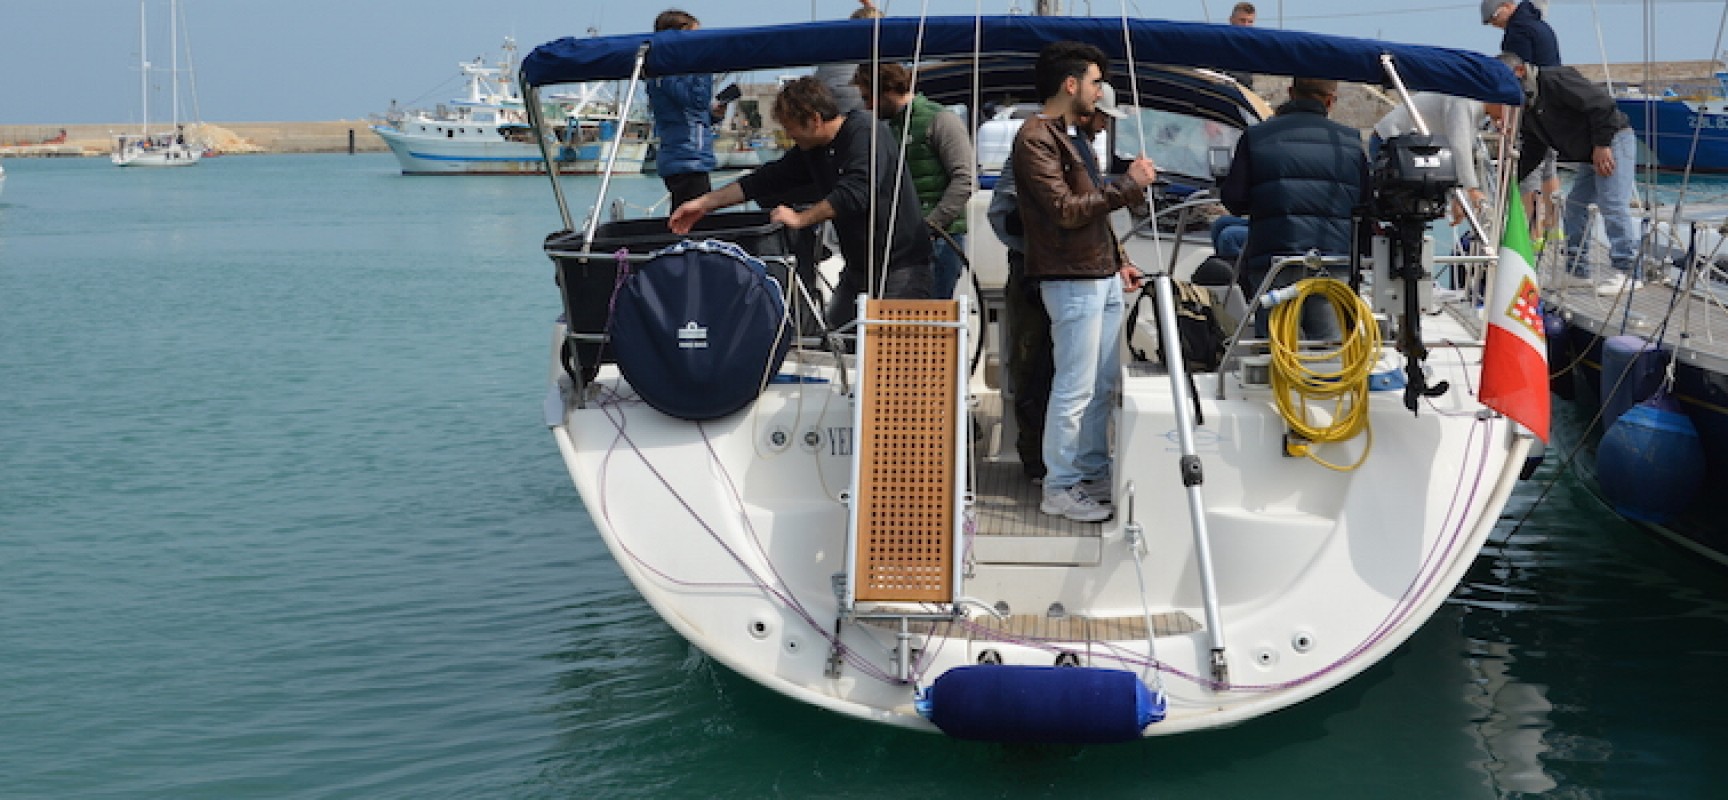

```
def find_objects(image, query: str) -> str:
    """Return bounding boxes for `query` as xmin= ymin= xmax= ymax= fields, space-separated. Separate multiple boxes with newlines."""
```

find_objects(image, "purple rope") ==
xmin=590 ymin=395 xmax=899 ymax=684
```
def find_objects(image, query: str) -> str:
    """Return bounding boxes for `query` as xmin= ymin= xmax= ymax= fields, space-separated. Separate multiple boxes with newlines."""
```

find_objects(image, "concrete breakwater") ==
xmin=0 ymin=121 xmax=389 ymax=157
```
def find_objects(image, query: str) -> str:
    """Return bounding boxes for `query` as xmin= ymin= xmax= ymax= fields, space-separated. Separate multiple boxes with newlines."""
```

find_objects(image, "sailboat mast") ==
xmin=139 ymin=0 xmax=149 ymax=137
xmin=170 ymin=0 xmax=180 ymax=131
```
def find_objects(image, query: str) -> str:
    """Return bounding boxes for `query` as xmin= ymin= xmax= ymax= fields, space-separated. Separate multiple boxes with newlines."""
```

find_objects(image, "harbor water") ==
xmin=2 ymin=154 xmax=1726 ymax=798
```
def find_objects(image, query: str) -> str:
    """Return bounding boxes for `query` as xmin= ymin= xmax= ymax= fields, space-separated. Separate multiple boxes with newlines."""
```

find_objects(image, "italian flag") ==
xmin=1480 ymin=184 xmax=1551 ymax=443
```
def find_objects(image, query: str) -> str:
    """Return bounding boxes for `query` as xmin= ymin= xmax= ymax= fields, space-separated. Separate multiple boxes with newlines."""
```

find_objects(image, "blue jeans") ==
xmin=1040 ymin=277 xmax=1124 ymax=491
xmin=1246 ymin=259 xmax=1345 ymax=341
xmin=1210 ymin=215 xmax=1248 ymax=260
xmin=1563 ymin=127 xmax=1640 ymax=278
xmin=931 ymin=234 xmax=967 ymax=300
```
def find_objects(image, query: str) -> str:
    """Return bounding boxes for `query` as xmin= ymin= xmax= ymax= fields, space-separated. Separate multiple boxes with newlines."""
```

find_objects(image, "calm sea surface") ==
xmin=2 ymin=154 xmax=1727 ymax=798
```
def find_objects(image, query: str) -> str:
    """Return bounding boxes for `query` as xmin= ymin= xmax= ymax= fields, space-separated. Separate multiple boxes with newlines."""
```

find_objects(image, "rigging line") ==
xmin=877 ymin=2 xmax=932 ymax=299
xmin=1117 ymin=7 xmax=1147 ymax=160
xmin=869 ymin=13 xmax=885 ymax=299
xmin=594 ymin=399 xmax=903 ymax=684
xmin=1117 ymin=0 xmax=1166 ymax=288
xmin=1662 ymin=0 xmax=1728 ymax=232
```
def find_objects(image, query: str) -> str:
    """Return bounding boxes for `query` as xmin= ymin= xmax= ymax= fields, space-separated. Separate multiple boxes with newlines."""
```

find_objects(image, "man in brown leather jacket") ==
xmin=1012 ymin=41 xmax=1157 ymax=523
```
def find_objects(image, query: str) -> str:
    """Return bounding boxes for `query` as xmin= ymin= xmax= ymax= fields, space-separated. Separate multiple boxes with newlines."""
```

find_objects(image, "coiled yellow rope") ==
xmin=1266 ymin=278 xmax=1381 ymax=472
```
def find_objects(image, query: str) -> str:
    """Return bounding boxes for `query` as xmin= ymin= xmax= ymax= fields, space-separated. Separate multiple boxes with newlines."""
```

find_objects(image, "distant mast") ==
xmin=170 ymin=0 xmax=180 ymax=134
xmin=138 ymin=0 xmax=149 ymax=138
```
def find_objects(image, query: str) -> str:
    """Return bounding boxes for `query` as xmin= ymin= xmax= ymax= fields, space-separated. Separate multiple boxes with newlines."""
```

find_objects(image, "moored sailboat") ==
xmin=526 ymin=15 xmax=1534 ymax=740
xmin=112 ymin=0 xmax=201 ymax=168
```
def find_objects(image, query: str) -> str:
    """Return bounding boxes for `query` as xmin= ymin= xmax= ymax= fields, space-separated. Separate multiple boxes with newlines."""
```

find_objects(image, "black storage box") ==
xmin=545 ymin=211 xmax=798 ymax=377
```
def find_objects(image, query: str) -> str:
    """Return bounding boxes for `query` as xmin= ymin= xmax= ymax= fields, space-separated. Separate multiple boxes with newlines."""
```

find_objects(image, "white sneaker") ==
xmin=1079 ymin=478 xmax=1113 ymax=506
xmin=1595 ymin=273 xmax=1644 ymax=296
xmin=1040 ymin=485 xmax=1112 ymax=523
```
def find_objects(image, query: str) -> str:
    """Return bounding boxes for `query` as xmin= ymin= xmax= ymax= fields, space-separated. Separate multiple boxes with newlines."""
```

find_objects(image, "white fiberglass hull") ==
xmin=112 ymin=143 xmax=201 ymax=167
xmin=372 ymin=125 xmax=646 ymax=176
xmin=544 ymin=313 xmax=1530 ymax=736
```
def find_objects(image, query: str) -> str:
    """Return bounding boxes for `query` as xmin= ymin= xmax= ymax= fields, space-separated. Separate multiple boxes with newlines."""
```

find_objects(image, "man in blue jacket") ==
xmin=1483 ymin=0 xmax=1561 ymax=67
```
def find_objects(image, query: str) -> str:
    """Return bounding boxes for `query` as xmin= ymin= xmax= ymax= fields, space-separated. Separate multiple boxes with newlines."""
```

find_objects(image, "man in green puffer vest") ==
xmin=853 ymin=62 xmax=976 ymax=299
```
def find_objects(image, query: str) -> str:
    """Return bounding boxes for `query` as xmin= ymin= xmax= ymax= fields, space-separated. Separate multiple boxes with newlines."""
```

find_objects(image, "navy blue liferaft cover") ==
xmin=922 ymin=665 xmax=1164 ymax=743
xmin=609 ymin=240 xmax=791 ymax=421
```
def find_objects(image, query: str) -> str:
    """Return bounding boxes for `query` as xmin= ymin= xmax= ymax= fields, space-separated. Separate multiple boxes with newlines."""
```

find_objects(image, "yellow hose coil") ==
xmin=1266 ymin=277 xmax=1381 ymax=472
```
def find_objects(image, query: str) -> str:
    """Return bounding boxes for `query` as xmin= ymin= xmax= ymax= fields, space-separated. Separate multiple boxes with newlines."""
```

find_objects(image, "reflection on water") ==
xmin=1461 ymin=638 xmax=1558 ymax=795
xmin=1449 ymin=437 xmax=1728 ymax=798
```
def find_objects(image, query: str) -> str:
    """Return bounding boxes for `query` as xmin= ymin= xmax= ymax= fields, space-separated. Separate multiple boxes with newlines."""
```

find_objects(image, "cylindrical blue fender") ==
xmin=920 ymin=665 xmax=1164 ymax=744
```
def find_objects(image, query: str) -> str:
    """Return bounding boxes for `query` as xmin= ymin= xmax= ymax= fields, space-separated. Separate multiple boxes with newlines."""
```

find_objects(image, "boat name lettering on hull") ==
xmin=827 ymin=426 xmax=853 ymax=457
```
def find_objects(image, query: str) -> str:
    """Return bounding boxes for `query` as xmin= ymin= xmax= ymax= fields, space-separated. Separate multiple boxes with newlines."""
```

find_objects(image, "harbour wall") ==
xmin=1 ymin=61 xmax=1716 ymax=159
xmin=0 ymin=121 xmax=390 ymax=157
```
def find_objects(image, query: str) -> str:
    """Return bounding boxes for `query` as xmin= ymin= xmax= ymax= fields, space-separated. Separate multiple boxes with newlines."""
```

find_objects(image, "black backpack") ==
xmin=1128 ymin=279 xmax=1228 ymax=374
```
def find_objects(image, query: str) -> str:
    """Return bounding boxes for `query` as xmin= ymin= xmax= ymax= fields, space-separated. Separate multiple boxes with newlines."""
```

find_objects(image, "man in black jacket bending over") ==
xmin=1497 ymin=52 xmax=1641 ymax=293
xmin=670 ymin=76 xmax=933 ymax=331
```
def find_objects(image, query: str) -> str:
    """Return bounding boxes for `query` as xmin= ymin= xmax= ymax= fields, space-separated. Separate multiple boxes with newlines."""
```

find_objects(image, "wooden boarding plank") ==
xmin=854 ymin=299 xmax=961 ymax=602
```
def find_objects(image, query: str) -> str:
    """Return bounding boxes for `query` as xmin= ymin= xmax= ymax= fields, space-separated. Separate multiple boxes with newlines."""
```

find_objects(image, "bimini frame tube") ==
xmin=521 ymin=42 xmax=651 ymax=243
xmin=589 ymin=45 xmax=651 ymax=245
xmin=524 ymin=81 xmax=574 ymax=233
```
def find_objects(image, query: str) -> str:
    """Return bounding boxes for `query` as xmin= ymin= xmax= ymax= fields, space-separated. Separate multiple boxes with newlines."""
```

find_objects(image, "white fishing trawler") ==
xmin=371 ymin=38 xmax=648 ymax=176
xmin=525 ymin=15 xmax=1540 ymax=741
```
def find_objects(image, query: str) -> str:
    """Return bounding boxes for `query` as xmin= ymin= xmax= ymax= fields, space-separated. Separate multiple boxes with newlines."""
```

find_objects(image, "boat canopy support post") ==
xmin=591 ymin=46 xmax=650 ymax=237
xmin=1146 ymin=272 xmax=1229 ymax=686
xmin=524 ymin=81 xmax=573 ymax=233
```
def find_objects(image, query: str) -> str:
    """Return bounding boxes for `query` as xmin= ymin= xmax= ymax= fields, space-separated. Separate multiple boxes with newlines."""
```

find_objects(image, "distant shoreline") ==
xmin=0 ymin=121 xmax=390 ymax=157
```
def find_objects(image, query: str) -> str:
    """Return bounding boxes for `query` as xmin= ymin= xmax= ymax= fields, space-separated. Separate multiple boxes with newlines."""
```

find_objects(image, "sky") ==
xmin=2 ymin=0 xmax=1725 ymax=125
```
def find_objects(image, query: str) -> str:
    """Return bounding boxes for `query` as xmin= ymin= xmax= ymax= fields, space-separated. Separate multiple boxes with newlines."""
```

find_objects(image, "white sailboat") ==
xmin=113 ymin=0 xmax=201 ymax=167
xmin=525 ymin=17 xmax=1539 ymax=740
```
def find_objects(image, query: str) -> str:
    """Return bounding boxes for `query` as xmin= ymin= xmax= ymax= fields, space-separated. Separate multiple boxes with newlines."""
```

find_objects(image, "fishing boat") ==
xmin=112 ymin=0 xmax=201 ymax=167
xmin=371 ymin=38 xmax=648 ymax=176
xmin=526 ymin=16 xmax=1534 ymax=740
xmin=1617 ymin=73 xmax=1728 ymax=173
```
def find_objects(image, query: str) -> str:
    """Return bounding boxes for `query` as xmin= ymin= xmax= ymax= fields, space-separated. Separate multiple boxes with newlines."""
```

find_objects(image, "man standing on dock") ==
xmin=1221 ymin=2 xmax=1257 ymax=90
xmin=1483 ymin=0 xmax=1563 ymax=241
xmin=1496 ymin=52 xmax=1641 ymax=294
